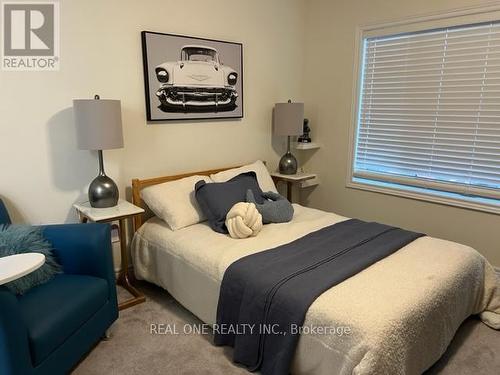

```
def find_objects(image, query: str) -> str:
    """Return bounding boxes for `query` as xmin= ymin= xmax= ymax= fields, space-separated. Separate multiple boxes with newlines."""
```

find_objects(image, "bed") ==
xmin=130 ymin=165 xmax=500 ymax=375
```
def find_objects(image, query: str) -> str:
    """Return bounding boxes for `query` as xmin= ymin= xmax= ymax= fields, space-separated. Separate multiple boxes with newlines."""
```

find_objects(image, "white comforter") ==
xmin=131 ymin=205 xmax=500 ymax=375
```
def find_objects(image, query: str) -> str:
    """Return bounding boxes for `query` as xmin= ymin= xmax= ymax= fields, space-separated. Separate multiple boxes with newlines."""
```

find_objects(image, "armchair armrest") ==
xmin=42 ymin=223 xmax=117 ymax=302
xmin=0 ymin=199 xmax=11 ymax=225
xmin=42 ymin=223 xmax=112 ymax=278
xmin=0 ymin=287 xmax=33 ymax=375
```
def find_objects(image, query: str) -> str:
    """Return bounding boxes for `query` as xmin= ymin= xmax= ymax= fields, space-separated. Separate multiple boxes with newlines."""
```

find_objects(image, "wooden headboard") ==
xmin=131 ymin=165 xmax=243 ymax=232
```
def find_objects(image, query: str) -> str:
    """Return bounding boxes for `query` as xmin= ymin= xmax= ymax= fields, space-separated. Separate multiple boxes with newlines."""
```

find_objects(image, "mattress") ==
xmin=131 ymin=204 xmax=500 ymax=375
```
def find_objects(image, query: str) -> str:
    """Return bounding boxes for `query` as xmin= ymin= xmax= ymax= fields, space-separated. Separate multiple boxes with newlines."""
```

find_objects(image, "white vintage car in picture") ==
xmin=154 ymin=45 xmax=238 ymax=113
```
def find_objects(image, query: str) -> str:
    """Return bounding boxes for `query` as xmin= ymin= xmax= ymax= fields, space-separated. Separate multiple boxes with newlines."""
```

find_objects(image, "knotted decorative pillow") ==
xmin=195 ymin=172 xmax=264 ymax=234
xmin=225 ymin=202 xmax=263 ymax=239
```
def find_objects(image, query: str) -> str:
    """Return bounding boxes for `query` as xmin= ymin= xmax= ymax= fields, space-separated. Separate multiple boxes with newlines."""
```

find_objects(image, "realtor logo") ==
xmin=2 ymin=1 xmax=60 ymax=70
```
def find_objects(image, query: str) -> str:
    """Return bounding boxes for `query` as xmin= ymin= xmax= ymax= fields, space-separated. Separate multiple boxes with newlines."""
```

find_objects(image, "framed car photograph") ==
xmin=141 ymin=31 xmax=243 ymax=121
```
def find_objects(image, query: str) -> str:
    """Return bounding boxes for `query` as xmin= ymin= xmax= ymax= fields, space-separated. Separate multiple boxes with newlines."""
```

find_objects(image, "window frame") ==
xmin=347 ymin=3 xmax=500 ymax=214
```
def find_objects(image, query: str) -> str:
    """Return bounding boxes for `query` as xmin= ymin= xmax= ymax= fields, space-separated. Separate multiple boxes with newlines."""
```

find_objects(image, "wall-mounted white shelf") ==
xmin=271 ymin=172 xmax=319 ymax=201
xmin=270 ymin=172 xmax=316 ymax=182
xmin=299 ymin=176 xmax=320 ymax=188
xmin=294 ymin=142 xmax=320 ymax=150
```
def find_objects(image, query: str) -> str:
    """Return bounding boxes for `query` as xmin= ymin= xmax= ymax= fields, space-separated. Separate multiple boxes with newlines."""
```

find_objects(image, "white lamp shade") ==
xmin=73 ymin=98 xmax=124 ymax=150
xmin=273 ymin=102 xmax=304 ymax=136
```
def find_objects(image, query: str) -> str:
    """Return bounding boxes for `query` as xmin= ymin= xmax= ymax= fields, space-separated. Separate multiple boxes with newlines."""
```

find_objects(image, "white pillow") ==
xmin=210 ymin=160 xmax=278 ymax=193
xmin=141 ymin=175 xmax=211 ymax=230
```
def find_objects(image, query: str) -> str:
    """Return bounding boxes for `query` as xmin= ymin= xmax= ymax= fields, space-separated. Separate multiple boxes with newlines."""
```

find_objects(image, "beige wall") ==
xmin=1 ymin=0 xmax=498 ymax=267
xmin=302 ymin=0 xmax=500 ymax=266
xmin=0 ymin=0 xmax=305 ymax=223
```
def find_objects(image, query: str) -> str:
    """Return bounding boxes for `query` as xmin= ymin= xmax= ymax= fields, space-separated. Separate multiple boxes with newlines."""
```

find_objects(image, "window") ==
xmin=350 ymin=12 xmax=500 ymax=212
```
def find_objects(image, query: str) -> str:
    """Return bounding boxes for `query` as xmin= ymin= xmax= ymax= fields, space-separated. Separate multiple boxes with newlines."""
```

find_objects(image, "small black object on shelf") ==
xmin=298 ymin=118 xmax=311 ymax=143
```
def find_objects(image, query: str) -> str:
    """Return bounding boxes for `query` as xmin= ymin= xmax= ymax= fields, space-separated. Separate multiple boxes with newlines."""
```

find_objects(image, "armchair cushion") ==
xmin=18 ymin=273 xmax=108 ymax=366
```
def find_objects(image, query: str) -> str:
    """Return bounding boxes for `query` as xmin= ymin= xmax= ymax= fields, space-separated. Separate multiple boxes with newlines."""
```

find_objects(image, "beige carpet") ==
xmin=73 ymin=282 xmax=500 ymax=375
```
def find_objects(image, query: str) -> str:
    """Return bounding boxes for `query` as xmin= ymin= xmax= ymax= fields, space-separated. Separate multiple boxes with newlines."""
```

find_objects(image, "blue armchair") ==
xmin=0 ymin=199 xmax=118 ymax=375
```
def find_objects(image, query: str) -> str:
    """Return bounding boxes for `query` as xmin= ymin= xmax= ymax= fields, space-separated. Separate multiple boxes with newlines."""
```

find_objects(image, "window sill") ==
xmin=347 ymin=177 xmax=500 ymax=215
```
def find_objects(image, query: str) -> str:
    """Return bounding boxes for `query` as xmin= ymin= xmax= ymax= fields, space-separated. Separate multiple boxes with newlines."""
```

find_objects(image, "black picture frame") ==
xmin=141 ymin=31 xmax=244 ymax=122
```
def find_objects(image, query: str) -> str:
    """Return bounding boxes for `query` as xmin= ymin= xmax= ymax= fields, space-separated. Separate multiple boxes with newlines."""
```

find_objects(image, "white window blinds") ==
xmin=354 ymin=21 xmax=500 ymax=199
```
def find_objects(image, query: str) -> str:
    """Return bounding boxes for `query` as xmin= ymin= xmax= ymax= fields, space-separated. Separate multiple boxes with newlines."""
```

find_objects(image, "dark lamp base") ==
xmin=279 ymin=151 xmax=298 ymax=175
xmin=89 ymin=174 xmax=119 ymax=208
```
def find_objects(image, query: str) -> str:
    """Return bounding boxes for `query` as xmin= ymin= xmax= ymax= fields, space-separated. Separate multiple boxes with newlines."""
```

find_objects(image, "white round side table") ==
xmin=0 ymin=253 xmax=46 ymax=285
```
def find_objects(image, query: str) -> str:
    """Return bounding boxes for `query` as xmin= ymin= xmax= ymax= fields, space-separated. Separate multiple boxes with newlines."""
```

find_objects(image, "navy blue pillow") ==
xmin=195 ymin=172 xmax=264 ymax=234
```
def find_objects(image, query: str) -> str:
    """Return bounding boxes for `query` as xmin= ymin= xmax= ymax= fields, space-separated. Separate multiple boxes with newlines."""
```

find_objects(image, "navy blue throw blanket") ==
xmin=214 ymin=219 xmax=424 ymax=375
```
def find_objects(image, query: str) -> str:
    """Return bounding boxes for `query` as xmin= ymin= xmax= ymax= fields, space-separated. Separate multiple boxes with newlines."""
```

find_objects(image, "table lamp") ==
xmin=273 ymin=100 xmax=304 ymax=174
xmin=74 ymin=95 xmax=124 ymax=208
